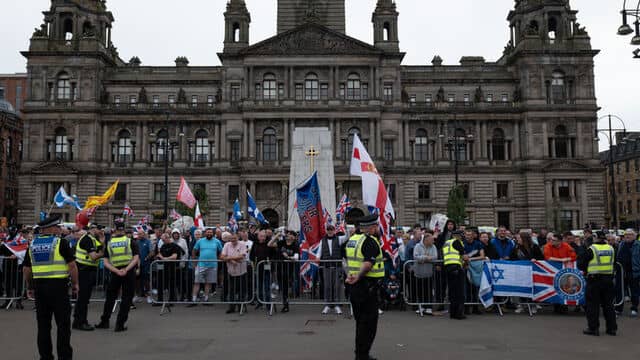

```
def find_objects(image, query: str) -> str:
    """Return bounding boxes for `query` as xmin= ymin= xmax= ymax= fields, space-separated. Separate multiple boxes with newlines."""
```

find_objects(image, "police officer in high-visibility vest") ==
xmin=95 ymin=220 xmax=139 ymax=332
xmin=72 ymin=223 xmax=104 ymax=331
xmin=578 ymin=232 xmax=617 ymax=336
xmin=345 ymin=214 xmax=384 ymax=360
xmin=443 ymin=230 xmax=469 ymax=320
xmin=22 ymin=214 xmax=79 ymax=360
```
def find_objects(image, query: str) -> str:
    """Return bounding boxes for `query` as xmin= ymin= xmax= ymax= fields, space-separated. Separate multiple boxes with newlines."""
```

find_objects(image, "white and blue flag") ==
xmin=54 ymin=186 xmax=82 ymax=210
xmin=479 ymin=260 xmax=533 ymax=307
xmin=247 ymin=191 xmax=269 ymax=225
xmin=233 ymin=199 xmax=243 ymax=221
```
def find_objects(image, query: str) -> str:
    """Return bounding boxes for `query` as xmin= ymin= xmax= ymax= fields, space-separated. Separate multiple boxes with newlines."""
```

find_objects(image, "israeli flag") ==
xmin=233 ymin=199 xmax=243 ymax=221
xmin=247 ymin=191 xmax=269 ymax=224
xmin=479 ymin=260 xmax=533 ymax=308
xmin=54 ymin=186 xmax=82 ymax=210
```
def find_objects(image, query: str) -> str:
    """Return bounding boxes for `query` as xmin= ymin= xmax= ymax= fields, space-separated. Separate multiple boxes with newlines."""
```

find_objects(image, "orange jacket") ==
xmin=543 ymin=242 xmax=577 ymax=261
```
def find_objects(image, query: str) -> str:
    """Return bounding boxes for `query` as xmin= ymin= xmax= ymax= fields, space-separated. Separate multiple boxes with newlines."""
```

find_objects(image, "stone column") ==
xmin=220 ymin=121 xmax=227 ymax=160
xmin=404 ymin=121 xmax=410 ymax=160
xmin=334 ymin=119 xmax=341 ymax=160
xmin=513 ymin=121 xmax=520 ymax=160
xmin=474 ymin=120 xmax=481 ymax=161
xmin=329 ymin=67 xmax=334 ymax=99
xmin=376 ymin=118 xmax=382 ymax=158
xmin=102 ymin=123 xmax=109 ymax=161
xmin=480 ymin=122 xmax=487 ymax=159
xmin=249 ymin=119 xmax=255 ymax=160
xmin=542 ymin=122 xmax=549 ymax=159
xmin=243 ymin=119 xmax=249 ymax=158
xmin=544 ymin=179 xmax=553 ymax=227
xmin=397 ymin=120 xmax=404 ymax=160
xmin=576 ymin=121 xmax=582 ymax=159
xmin=74 ymin=122 xmax=80 ymax=160
xmin=284 ymin=66 xmax=289 ymax=99
xmin=215 ymin=122 xmax=221 ymax=160
xmin=369 ymin=119 xmax=375 ymax=157
xmin=284 ymin=118 xmax=290 ymax=160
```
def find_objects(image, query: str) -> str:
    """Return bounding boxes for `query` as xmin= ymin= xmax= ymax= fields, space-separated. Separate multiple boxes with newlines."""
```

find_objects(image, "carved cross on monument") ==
xmin=305 ymin=145 xmax=320 ymax=173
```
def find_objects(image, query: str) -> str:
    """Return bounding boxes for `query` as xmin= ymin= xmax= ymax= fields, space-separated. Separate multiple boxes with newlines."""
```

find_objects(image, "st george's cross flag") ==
xmin=194 ymin=202 xmax=205 ymax=230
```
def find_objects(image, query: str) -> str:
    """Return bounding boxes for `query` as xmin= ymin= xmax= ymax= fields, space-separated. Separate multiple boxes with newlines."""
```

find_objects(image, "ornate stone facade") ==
xmin=17 ymin=0 xmax=605 ymax=230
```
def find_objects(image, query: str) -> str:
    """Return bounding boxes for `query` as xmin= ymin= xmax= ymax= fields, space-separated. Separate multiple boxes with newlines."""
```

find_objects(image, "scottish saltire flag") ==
xmin=247 ymin=191 xmax=268 ymax=225
xmin=54 ymin=186 xmax=82 ymax=210
xmin=233 ymin=199 xmax=243 ymax=221
xmin=479 ymin=261 xmax=533 ymax=307
xmin=532 ymin=260 xmax=586 ymax=305
xmin=296 ymin=172 xmax=326 ymax=289
xmin=4 ymin=234 xmax=29 ymax=264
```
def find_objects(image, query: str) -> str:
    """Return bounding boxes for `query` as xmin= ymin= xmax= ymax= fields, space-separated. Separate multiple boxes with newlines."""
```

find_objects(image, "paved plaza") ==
xmin=1 ymin=303 xmax=639 ymax=360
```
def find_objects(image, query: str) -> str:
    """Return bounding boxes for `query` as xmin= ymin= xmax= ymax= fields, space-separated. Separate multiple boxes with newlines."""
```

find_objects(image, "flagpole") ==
xmin=46 ymin=202 xmax=56 ymax=217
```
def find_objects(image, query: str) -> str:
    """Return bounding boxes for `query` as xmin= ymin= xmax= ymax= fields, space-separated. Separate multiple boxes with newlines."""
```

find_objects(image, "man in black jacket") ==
xmin=320 ymin=224 xmax=345 ymax=315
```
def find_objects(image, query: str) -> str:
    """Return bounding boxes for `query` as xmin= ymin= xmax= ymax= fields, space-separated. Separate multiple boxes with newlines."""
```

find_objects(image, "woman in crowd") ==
xmin=510 ymin=231 xmax=544 ymax=313
xmin=413 ymin=230 xmax=438 ymax=316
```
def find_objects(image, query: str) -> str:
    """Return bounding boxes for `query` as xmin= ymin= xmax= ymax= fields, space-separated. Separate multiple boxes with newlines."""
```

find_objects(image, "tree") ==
xmin=447 ymin=185 xmax=466 ymax=225
xmin=175 ymin=187 xmax=208 ymax=218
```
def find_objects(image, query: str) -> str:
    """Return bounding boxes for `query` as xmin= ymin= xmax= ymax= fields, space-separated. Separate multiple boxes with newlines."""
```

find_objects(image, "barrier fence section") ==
xmin=0 ymin=256 xmax=24 ymax=309
xmin=150 ymin=259 xmax=254 ymax=314
xmin=255 ymin=260 xmax=350 ymax=316
xmin=402 ymin=259 xmax=504 ymax=316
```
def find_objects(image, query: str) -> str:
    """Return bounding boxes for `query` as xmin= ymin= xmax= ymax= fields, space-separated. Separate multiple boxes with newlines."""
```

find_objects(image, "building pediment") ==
xmin=542 ymin=160 xmax=589 ymax=171
xmin=239 ymin=22 xmax=383 ymax=56
xmin=30 ymin=161 xmax=79 ymax=175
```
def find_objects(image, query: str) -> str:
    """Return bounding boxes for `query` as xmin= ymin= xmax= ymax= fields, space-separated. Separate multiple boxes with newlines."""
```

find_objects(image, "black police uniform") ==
xmin=23 ymin=216 xmax=76 ymax=360
xmin=96 ymin=232 xmax=139 ymax=331
xmin=577 ymin=240 xmax=617 ymax=335
xmin=348 ymin=217 xmax=382 ymax=360
xmin=446 ymin=235 xmax=466 ymax=319
xmin=72 ymin=233 xmax=103 ymax=329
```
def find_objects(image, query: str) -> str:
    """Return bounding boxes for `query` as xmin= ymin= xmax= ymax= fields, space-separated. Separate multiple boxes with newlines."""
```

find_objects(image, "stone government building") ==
xmin=18 ymin=0 xmax=605 ymax=230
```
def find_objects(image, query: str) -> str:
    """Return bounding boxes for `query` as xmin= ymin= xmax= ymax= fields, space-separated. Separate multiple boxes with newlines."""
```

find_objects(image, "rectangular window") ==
xmin=71 ymin=83 xmax=77 ymax=101
xmin=0 ymin=86 xmax=4 ymax=99
xmin=496 ymin=182 xmax=509 ymax=199
xmin=486 ymin=93 xmax=493 ymax=102
xmin=557 ymin=180 xmax=571 ymax=199
xmin=626 ymin=160 xmax=630 ymax=173
xmin=168 ymin=95 xmax=175 ymax=104
xmin=114 ymin=95 xmax=121 ymax=107
xmin=295 ymin=84 xmax=303 ymax=101
xmin=230 ymin=140 xmax=240 ymax=161
xmin=627 ymin=181 xmax=632 ymax=193
xmin=207 ymin=95 xmax=214 ymax=107
xmin=255 ymin=84 xmax=262 ymax=100
xmin=278 ymin=83 xmax=285 ymax=98
xmin=384 ymin=140 xmax=393 ymax=161
xmin=228 ymin=185 xmax=239 ymax=203
xmin=305 ymin=80 xmax=319 ymax=100
xmin=501 ymin=93 xmax=509 ymax=102
xmin=628 ymin=200 xmax=633 ymax=214
xmin=114 ymin=183 xmax=127 ymax=202
xmin=463 ymin=94 xmax=470 ymax=103
xmin=320 ymin=84 xmax=329 ymax=100
xmin=447 ymin=94 xmax=455 ymax=103
xmin=153 ymin=184 xmax=165 ymax=202
xmin=129 ymin=95 xmax=137 ymax=108
xmin=362 ymin=83 xmax=368 ymax=100
xmin=418 ymin=212 xmax=432 ymax=229
xmin=409 ymin=95 xmax=416 ymax=106
xmin=191 ymin=95 xmax=198 ymax=107
xmin=637 ymin=199 xmax=640 ymax=214
xmin=619 ymin=202 xmax=624 ymax=214
xmin=383 ymin=85 xmax=393 ymax=102
xmin=418 ymin=183 xmax=430 ymax=200
xmin=193 ymin=184 xmax=206 ymax=200
xmin=497 ymin=211 xmax=511 ymax=229
xmin=340 ymin=83 xmax=346 ymax=98
xmin=231 ymin=85 xmax=241 ymax=103
xmin=636 ymin=179 xmax=640 ymax=193
xmin=425 ymin=94 xmax=432 ymax=103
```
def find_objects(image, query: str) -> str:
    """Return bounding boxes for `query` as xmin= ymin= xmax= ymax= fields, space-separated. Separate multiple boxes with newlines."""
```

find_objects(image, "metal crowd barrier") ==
xmin=150 ymin=259 xmax=254 ymax=315
xmin=0 ymin=256 xmax=24 ymax=310
xmin=402 ymin=259 xmax=506 ymax=317
xmin=255 ymin=260 xmax=350 ymax=316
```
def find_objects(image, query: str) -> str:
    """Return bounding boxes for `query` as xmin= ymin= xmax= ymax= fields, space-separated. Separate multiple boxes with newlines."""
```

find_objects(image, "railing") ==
xmin=0 ymin=256 xmax=24 ymax=310
xmin=101 ymin=102 xmax=220 ymax=113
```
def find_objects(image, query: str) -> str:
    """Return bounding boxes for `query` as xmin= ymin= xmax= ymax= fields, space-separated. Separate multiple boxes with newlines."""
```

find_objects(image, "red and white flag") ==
xmin=170 ymin=209 xmax=182 ymax=221
xmin=176 ymin=177 xmax=196 ymax=209
xmin=349 ymin=134 xmax=396 ymax=259
xmin=194 ymin=201 xmax=205 ymax=230
xmin=123 ymin=203 xmax=135 ymax=217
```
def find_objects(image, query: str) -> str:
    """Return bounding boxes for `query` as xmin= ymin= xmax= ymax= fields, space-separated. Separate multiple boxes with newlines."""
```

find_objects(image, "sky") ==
xmin=1 ymin=0 xmax=638 ymax=149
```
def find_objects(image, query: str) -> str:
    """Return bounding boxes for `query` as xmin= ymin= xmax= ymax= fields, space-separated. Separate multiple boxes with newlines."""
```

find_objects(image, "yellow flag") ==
xmin=84 ymin=180 xmax=120 ymax=210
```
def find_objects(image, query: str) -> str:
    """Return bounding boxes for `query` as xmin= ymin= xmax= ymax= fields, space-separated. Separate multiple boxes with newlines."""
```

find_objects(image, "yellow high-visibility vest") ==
xmin=443 ymin=238 xmax=463 ymax=266
xmin=345 ymin=234 xmax=384 ymax=278
xmin=75 ymin=235 xmax=102 ymax=267
xmin=107 ymin=236 xmax=133 ymax=268
xmin=587 ymin=243 xmax=614 ymax=275
xmin=30 ymin=235 xmax=69 ymax=279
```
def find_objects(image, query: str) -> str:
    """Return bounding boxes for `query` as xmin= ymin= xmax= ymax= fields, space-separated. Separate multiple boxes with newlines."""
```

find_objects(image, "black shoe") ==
xmin=606 ymin=330 xmax=617 ymax=336
xmin=582 ymin=329 xmax=599 ymax=336
xmin=94 ymin=321 xmax=109 ymax=329
xmin=281 ymin=305 xmax=290 ymax=313
xmin=114 ymin=325 xmax=128 ymax=332
xmin=73 ymin=323 xmax=95 ymax=331
xmin=152 ymin=303 xmax=163 ymax=307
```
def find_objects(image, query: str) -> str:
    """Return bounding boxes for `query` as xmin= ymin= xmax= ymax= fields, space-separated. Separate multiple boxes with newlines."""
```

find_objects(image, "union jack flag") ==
xmin=532 ymin=260 xmax=586 ymax=305
xmin=299 ymin=234 xmax=321 ymax=289
xmin=140 ymin=215 xmax=151 ymax=225
xmin=336 ymin=194 xmax=351 ymax=221
xmin=227 ymin=214 xmax=238 ymax=234
xmin=368 ymin=206 xmax=398 ymax=263
xmin=123 ymin=204 xmax=135 ymax=217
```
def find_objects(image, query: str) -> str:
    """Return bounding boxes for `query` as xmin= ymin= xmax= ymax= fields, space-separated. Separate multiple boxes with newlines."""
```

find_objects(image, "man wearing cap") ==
xmin=72 ymin=224 xmax=104 ymax=331
xmin=578 ymin=232 xmax=617 ymax=336
xmin=345 ymin=214 xmax=384 ymax=360
xmin=443 ymin=230 xmax=469 ymax=320
xmin=320 ymin=224 xmax=345 ymax=315
xmin=22 ymin=214 xmax=79 ymax=360
xmin=95 ymin=220 xmax=139 ymax=332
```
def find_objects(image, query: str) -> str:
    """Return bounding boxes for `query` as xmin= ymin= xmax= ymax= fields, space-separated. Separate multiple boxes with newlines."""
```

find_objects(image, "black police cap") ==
xmin=358 ymin=214 xmax=379 ymax=227
xmin=37 ymin=214 xmax=62 ymax=229
xmin=114 ymin=220 xmax=126 ymax=230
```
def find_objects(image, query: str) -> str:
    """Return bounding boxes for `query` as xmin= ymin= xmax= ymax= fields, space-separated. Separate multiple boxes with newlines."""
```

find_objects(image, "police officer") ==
xmin=443 ymin=230 xmax=469 ymax=320
xmin=345 ymin=214 xmax=384 ymax=360
xmin=22 ymin=214 xmax=79 ymax=360
xmin=94 ymin=220 xmax=139 ymax=332
xmin=72 ymin=224 xmax=104 ymax=331
xmin=578 ymin=232 xmax=617 ymax=336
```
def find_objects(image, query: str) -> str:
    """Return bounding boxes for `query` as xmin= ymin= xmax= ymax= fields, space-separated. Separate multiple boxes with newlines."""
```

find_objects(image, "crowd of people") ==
xmin=1 ymin=220 xmax=639 ymax=319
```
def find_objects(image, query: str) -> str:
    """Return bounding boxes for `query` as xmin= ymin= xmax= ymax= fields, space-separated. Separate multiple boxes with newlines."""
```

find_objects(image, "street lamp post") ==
xmin=163 ymin=111 xmax=170 ymax=223
xmin=618 ymin=0 xmax=640 ymax=58
xmin=597 ymin=114 xmax=627 ymax=230
xmin=440 ymin=119 xmax=474 ymax=186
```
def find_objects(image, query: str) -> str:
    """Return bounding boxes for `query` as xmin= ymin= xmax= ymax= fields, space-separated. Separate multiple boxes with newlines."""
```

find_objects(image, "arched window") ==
xmin=304 ymin=73 xmax=319 ymax=101
xmin=63 ymin=18 xmax=73 ymax=40
xmin=233 ymin=23 xmax=240 ymax=42
xmin=156 ymin=129 xmax=169 ymax=162
xmin=551 ymin=71 xmax=565 ymax=104
xmin=491 ymin=128 xmax=506 ymax=161
xmin=195 ymin=129 xmax=209 ymax=162
xmin=117 ymin=130 xmax=132 ymax=164
xmin=54 ymin=128 xmax=68 ymax=160
xmin=82 ymin=21 xmax=93 ymax=35
xmin=383 ymin=22 xmax=390 ymax=41
xmin=346 ymin=73 xmax=361 ymax=100
xmin=57 ymin=72 xmax=71 ymax=100
xmin=548 ymin=17 xmax=558 ymax=41
xmin=554 ymin=125 xmax=569 ymax=158
xmin=263 ymin=127 xmax=277 ymax=161
xmin=415 ymin=129 xmax=428 ymax=161
xmin=263 ymin=73 xmax=277 ymax=100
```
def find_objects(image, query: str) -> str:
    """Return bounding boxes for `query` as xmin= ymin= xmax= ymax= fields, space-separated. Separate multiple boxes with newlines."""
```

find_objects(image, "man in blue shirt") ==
xmin=136 ymin=230 xmax=152 ymax=304
xmin=491 ymin=226 xmax=515 ymax=260
xmin=188 ymin=228 xmax=223 ymax=306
